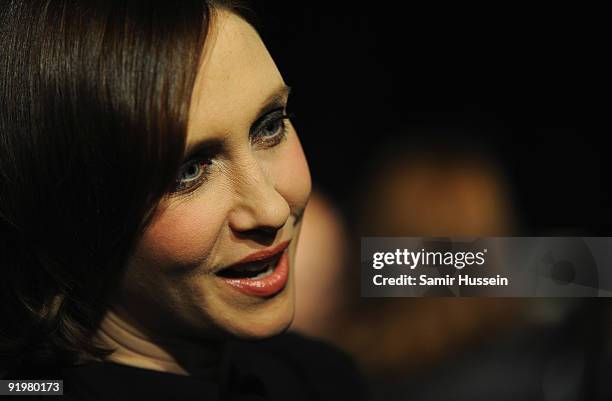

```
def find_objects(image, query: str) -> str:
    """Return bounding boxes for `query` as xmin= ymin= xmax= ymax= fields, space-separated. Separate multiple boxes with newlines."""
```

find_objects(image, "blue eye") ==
xmin=172 ymin=158 xmax=209 ymax=194
xmin=260 ymin=117 xmax=283 ymax=137
xmin=251 ymin=109 xmax=291 ymax=147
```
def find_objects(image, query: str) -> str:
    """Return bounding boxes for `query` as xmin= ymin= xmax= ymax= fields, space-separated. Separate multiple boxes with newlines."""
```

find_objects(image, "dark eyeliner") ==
xmin=250 ymin=107 xmax=282 ymax=137
xmin=250 ymin=108 xmax=292 ymax=147
xmin=167 ymin=156 xmax=212 ymax=197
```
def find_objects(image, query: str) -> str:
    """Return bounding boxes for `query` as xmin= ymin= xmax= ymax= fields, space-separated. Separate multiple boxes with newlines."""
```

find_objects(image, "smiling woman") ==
xmin=0 ymin=1 xmax=366 ymax=400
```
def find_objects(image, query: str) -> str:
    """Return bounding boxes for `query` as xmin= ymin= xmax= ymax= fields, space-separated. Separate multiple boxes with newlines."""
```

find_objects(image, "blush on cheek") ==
xmin=135 ymin=199 xmax=225 ymax=270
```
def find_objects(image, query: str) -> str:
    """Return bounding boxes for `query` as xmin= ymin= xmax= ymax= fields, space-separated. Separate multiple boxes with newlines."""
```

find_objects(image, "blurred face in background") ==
xmin=110 ymin=9 xmax=311 ymax=342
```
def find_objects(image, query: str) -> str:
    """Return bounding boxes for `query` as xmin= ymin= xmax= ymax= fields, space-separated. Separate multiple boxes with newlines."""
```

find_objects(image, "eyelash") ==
xmin=169 ymin=109 xmax=292 ymax=196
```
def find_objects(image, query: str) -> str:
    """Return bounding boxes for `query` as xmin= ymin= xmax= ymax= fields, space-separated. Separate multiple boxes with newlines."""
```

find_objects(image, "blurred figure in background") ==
xmin=337 ymin=135 xmax=526 ymax=378
xmin=293 ymin=129 xmax=524 ymax=371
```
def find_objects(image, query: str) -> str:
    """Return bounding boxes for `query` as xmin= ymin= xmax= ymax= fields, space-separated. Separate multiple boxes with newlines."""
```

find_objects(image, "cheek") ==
xmin=134 ymin=199 xmax=226 ymax=270
xmin=274 ymin=131 xmax=312 ymax=209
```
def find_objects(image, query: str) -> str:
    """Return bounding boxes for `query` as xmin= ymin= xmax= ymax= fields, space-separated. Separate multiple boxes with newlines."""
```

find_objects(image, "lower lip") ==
xmin=219 ymin=250 xmax=289 ymax=297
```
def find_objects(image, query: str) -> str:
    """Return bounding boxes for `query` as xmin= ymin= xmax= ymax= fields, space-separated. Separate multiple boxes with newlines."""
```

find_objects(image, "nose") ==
xmin=228 ymin=157 xmax=290 ymax=239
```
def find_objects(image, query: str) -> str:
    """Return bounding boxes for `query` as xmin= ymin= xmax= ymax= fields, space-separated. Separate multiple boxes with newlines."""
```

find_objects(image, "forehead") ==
xmin=188 ymin=9 xmax=285 ymax=142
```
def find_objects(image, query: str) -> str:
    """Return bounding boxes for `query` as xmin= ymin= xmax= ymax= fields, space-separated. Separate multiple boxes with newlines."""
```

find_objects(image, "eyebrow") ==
xmin=182 ymin=84 xmax=292 ymax=162
xmin=255 ymin=84 xmax=292 ymax=120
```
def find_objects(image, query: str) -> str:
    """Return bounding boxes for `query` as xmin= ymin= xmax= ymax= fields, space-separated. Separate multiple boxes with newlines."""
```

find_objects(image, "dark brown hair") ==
xmin=0 ymin=0 xmax=244 ymax=368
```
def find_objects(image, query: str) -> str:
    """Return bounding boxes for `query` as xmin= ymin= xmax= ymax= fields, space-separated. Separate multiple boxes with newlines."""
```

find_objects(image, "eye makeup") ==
xmin=167 ymin=87 xmax=294 ymax=196
xmin=166 ymin=139 xmax=222 ymax=197
xmin=250 ymin=108 xmax=293 ymax=148
xmin=172 ymin=157 xmax=212 ymax=194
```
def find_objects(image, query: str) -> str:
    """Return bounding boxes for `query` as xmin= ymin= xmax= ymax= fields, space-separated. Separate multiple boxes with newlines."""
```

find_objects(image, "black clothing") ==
xmin=2 ymin=332 xmax=369 ymax=401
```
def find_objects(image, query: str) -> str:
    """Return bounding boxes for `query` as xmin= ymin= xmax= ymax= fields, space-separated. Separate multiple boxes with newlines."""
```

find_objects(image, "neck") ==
xmin=94 ymin=308 xmax=223 ymax=377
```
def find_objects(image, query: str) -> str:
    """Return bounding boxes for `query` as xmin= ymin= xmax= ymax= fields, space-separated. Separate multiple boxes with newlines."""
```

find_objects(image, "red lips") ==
xmin=216 ymin=240 xmax=291 ymax=297
xmin=232 ymin=240 xmax=291 ymax=265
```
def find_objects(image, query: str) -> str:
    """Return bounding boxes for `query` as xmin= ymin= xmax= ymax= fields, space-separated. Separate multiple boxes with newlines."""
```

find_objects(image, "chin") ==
xmin=225 ymin=283 xmax=295 ymax=340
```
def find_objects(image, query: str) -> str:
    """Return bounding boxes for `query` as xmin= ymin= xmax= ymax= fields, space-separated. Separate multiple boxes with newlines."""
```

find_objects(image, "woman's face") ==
xmin=114 ymin=9 xmax=311 ymax=341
